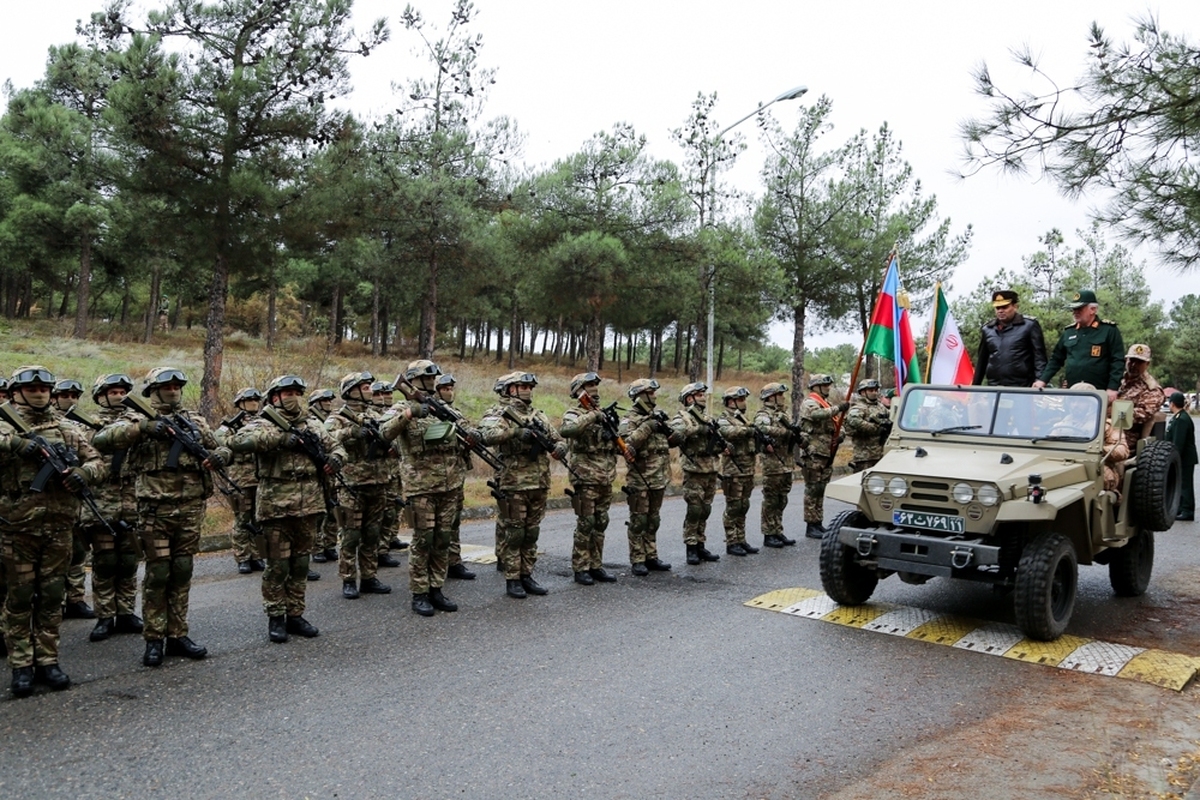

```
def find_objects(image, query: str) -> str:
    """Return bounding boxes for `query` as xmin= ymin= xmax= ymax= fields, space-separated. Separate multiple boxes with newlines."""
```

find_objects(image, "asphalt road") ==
xmin=3 ymin=482 xmax=1200 ymax=799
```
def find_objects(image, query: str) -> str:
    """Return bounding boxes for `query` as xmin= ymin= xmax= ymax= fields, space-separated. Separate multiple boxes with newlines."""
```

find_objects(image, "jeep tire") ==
xmin=1109 ymin=529 xmax=1154 ymax=597
xmin=820 ymin=510 xmax=879 ymax=606
xmin=1130 ymin=440 xmax=1181 ymax=532
xmin=1014 ymin=531 xmax=1078 ymax=641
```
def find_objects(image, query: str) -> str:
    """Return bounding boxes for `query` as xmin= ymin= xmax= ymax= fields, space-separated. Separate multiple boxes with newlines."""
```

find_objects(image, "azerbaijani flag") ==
xmin=864 ymin=255 xmax=920 ymax=389
xmin=925 ymin=282 xmax=975 ymax=385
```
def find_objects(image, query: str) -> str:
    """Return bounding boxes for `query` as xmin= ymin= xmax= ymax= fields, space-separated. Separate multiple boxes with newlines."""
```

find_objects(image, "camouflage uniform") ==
xmin=670 ymin=388 xmax=722 ymax=564
xmin=618 ymin=381 xmax=673 ymax=573
xmin=93 ymin=369 xmax=228 ymax=663
xmin=716 ymin=391 xmax=758 ymax=552
xmin=799 ymin=376 xmax=847 ymax=536
xmin=844 ymin=389 xmax=890 ymax=472
xmin=1116 ymin=344 xmax=1165 ymax=454
xmin=372 ymin=383 xmax=405 ymax=567
xmin=230 ymin=379 xmax=345 ymax=640
xmin=52 ymin=380 xmax=94 ymax=619
xmin=479 ymin=376 xmax=564 ymax=596
xmin=214 ymin=398 xmax=262 ymax=570
xmin=306 ymin=393 xmax=339 ymax=560
xmin=754 ymin=384 xmax=798 ymax=547
xmin=559 ymin=377 xmax=618 ymax=581
xmin=1 ymin=379 xmax=104 ymax=692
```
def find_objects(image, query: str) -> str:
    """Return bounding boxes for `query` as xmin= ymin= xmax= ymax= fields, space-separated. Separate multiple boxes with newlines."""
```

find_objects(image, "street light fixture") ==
xmin=706 ymin=85 xmax=808 ymax=391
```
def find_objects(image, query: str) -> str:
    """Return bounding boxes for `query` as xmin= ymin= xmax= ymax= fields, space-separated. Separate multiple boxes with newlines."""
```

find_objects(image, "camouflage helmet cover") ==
xmin=370 ymin=380 xmax=393 ymax=394
xmin=308 ymin=388 xmax=335 ymax=403
xmin=404 ymin=359 xmax=442 ymax=382
xmin=141 ymin=367 xmax=188 ymax=396
xmin=759 ymin=382 xmax=788 ymax=401
xmin=10 ymin=365 xmax=56 ymax=390
xmin=234 ymin=386 xmax=264 ymax=405
xmin=627 ymin=377 xmax=660 ymax=400
xmin=339 ymin=371 xmax=375 ymax=399
xmin=92 ymin=373 xmax=134 ymax=400
xmin=569 ymin=372 xmax=601 ymax=398
xmin=856 ymin=378 xmax=881 ymax=392
xmin=52 ymin=379 xmax=84 ymax=397
xmin=497 ymin=371 xmax=538 ymax=393
xmin=678 ymin=381 xmax=707 ymax=404
xmin=722 ymin=385 xmax=750 ymax=402
xmin=807 ymin=373 xmax=834 ymax=389
xmin=265 ymin=376 xmax=306 ymax=398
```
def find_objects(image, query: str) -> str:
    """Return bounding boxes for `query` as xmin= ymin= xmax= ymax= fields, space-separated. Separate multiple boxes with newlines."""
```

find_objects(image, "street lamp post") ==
xmin=705 ymin=85 xmax=808 ymax=391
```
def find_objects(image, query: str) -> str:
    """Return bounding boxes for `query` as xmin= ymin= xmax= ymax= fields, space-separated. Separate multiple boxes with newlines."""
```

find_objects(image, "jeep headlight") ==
xmin=865 ymin=474 xmax=886 ymax=496
xmin=952 ymin=482 xmax=975 ymax=504
xmin=888 ymin=476 xmax=909 ymax=498
xmin=977 ymin=484 xmax=1001 ymax=507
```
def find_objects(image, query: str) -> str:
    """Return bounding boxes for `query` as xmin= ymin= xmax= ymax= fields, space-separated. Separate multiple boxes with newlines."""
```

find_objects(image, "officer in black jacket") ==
xmin=972 ymin=290 xmax=1047 ymax=387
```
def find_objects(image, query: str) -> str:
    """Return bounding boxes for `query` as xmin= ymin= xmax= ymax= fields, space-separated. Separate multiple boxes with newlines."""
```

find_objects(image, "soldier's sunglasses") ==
xmin=410 ymin=363 xmax=441 ymax=377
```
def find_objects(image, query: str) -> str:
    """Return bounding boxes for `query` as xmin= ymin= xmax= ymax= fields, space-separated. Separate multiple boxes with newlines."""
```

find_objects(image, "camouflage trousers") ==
xmin=67 ymin=525 xmax=89 ymax=604
xmin=801 ymin=459 xmax=834 ymax=524
xmin=497 ymin=489 xmax=548 ymax=580
xmin=625 ymin=486 xmax=665 ymax=565
xmin=849 ymin=458 xmax=879 ymax=473
xmin=448 ymin=485 xmax=465 ymax=567
xmin=3 ymin=527 xmax=71 ymax=668
xmin=379 ymin=482 xmax=403 ymax=555
xmin=230 ymin=484 xmax=261 ymax=563
xmin=313 ymin=506 xmax=339 ymax=554
xmin=84 ymin=522 xmax=140 ymax=618
xmin=408 ymin=491 xmax=457 ymax=593
xmin=138 ymin=497 xmax=204 ymax=641
xmin=760 ymin=472 xmax=794 ymax=537
xmin=681 ymin=471 xmax=717 ymax=546
xmin=338 ymin=484 xmax=386 ymax=583
xmin=259 ymin=514 xmax=318 ymax=618
xmin=570 ymin=482 xmax=612 ymax=572
xmin=721 ymin=474 xmax=755 ymax=545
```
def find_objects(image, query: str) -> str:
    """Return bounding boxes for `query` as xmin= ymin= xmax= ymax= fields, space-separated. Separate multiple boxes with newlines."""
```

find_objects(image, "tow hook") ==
xmin=950 ymin=547 xmax=973 ymax=569
xmin=855 ymin=533 xmax=876 ymax=557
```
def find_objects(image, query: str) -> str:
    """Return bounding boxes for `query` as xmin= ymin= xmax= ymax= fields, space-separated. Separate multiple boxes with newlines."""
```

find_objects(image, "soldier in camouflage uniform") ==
xmin=1 ymin=366 xmax=105 ymax=696
xmin=1116 ymin=343 xmax=1165 ymax=454
xmin=371 ymin=380 xmax=404 ymax=569
xmin=479 ymin=371 xmax=567 ymax=598
xmin=0 ymin=377 xmax=9 ymax=403
xmin=618 ymin=378 xmax=674 ymax=575
xmin=381 ymin=360 xmax=466 ymax=616
xmin=52 ymin=379 xmax=96 ymax=620
xmin=230 ymin=375 xmax=345 ymax=643
xmin=431 ymin=374 xmax=476 ymax=581
xmin=215 ymin=388 xmax=266 ymax=574
xmin=94 ymin=367 xmax=229 ymax=667
xmin=559 ymin=372 xmax=619 ymax=585
xmin=716 ymin=386 xmax=760 ymax=556
xmin=754 ymin=382 xmax=798 ymax=549
xmin=84 ymin=374 xmax=144 ymax=643
xmin=324 ymin=372 xmax=392 ymax=600
xmin=844 ymin=379 xmax=891 ymax=472
xmin=798 ymin=374 xmax=848 ymax=539
xmin=307 ymin=388 xmax=340 ymax=563
xmin=669 ymin=382 xmax=723 ymax=566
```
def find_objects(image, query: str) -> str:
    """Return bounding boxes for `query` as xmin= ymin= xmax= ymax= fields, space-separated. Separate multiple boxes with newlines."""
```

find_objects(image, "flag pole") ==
xmin=837 ymin=250 xmax=896 ymax=443
xmin=923 ymin=282 xmax=941 ymax=384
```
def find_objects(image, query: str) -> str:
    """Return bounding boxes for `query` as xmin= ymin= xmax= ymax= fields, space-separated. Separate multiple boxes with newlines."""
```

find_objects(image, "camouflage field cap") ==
xmin=141 ymin=367 xmax=187 ymax=396
xmin=759 ymin=382 xmax=788 ymax=401
xmin=1125 ymin=343 xmax=1152 ymax=362
xmin=678 ymin=381 xmax=707 ymax=404
xmin=627 ymin=377 xmax=660 ymax=399
xmin=722 ymin=386 xmax=750 ymax=401
xmin=339 ymin=371 xmax=375 ymax=399
xmin=92 ymin=373 xmax=133 ymax=400
xmin=807 ymin=374 xmax=834 ymax=389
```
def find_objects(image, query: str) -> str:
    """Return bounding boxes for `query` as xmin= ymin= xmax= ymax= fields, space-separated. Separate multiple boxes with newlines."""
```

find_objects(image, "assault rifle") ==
xmin=0 ymin=402 xmax=118 ymax=537
xmin=392 ymin=373 xmax=507 ymax=474
xmin=260 ymin=405 xmax=350 ymax=509
xmin=337 ymin=406 xmax=388 ymax=460
xmin=578 ymin=392 xmax=648 ymax=483
xmin=120 ymin=394 xmax=243 ymax=496
xmin=688 ymin=406 xmax=729 ymax=456
xmin=65 ymin=405 xmax=103 ymax=431
xmin=219 ymin=409 xmax=247 ymax=431
xmin=502 ymin=407 xmax=584 ymax=482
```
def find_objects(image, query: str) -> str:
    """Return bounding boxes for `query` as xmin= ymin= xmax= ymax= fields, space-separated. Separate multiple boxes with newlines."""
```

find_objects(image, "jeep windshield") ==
xmin=897 ymin=386 xmax=1101 ymax=441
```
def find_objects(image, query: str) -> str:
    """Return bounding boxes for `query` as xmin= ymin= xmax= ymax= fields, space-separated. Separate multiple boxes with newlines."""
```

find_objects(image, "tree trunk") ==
xmin=73 ymin=234 xmax=92 ymax=339
xmin=553 ymin=314 xmax=564 ymax=366
xmin=716 ymin=335 xmax=725 ymax=381
xmin=143 ymin=266 xmax=161 ymax=345
xmin=419 ymin=251 xmax=438 ymax=359
xmin=330 ymin=285 xmax=342 ymax=345
xmin=673 ymin=324 xmax=682 ymax=373
xmin=508 ymin=300 xmax=518 ymax=368
xmin=371 ymin=278 xmax=381 ymax=356
xmin=266 ymin=270 xmax=278 ymax=351
xmin=790 ymin=303 xmax=807 ymax=420
xmin=200 ymin=249 xmax=231 ymax=422
xmin=458 ymin=318 xmax=467 ymax=360
xmin=585 ymin=312 xmax=603 ymax=372
xmin=495 ymin=323 xmax=504 ymax=363
xmin=689 ymin=264 xmax=708 ymax=382
xmin=380 ymin=303 xmax=390 ymax=357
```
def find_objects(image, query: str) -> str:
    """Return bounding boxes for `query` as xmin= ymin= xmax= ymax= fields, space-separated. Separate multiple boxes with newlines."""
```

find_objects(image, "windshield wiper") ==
xmin=1031 ymin=434 xmax=1092 ymax=443
xmin=930 ymin=425 xmax=982 ymax=436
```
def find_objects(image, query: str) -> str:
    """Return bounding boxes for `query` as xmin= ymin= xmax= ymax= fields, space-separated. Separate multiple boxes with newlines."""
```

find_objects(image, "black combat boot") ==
xmin=805 ymin=522 xmax=826 ymax=539
xmin=165 ymin=636 xmax=207 ymax=659
xmin=250 ymin=559 xmax=267 ymax=571
xmin=90 ymin=617 xmax=116 ymax=642
xmin=359 ymin=577 xmax=391 ymax=594
xmin=143 ymin=640 xmax=164 ymax=667
xmin=779 ymin=533 xmax=797 ymax=546
xmin=310 ymin=550 xmax=329 ymax=563
xmin=686 ymin=545 xmax=701 ymax=565
xmin=646 ymin=557 xmax=672 ymax=571
xmin=740 ymin=541 xmax=760 ymax=554
xmin=520 ymin=576 xmax=548 ymax=596
xmin=630 ymin=561 xmax=650 ymax=576
xmin=377 ymin=552 xmax=401 ymax=568
xmin=429 ymin=587 xmax=458 ymax=612
xmin=342 ymin=580 xmax=360 ymax=599
xmin=698 ymin=546 xmax=721 ymax=562
xmin=269 ymin=616 xmax=288 ymax=643
xmin=36 ymin=663 xmax=71 ymax=691
xmin=505 ymin=579 xmax=527 ymax=599
xmin=726 ymin=542 xmax=748 ymax=556
xmin=322 ymin=547 xmax=338 ymax=562
xmin=448 ymin=563 xmax=476 ymax=580
xmin=115 ymin=613 xmax=144 ymax=634
xmin=286 ymin=616 xmax=319 ymax=638
xmin=11 ymin=666 xmax=34 ymax=697
xmin=574 ymin=570 xmax=595 ymax=585
xmin=412 ymin=593 xmax=435 ymax=616
xmin=388 ymin=537 xmax=406 ymax=550
xmin=763 ymin=534 xmax=785 ymax=548
xmin=589 ymin=567 xmax=617 ymax=583
xmin=237 ymin=561 xmax=253 ymax=574
xmin=307 ymin=569 xmax=320 ymax=581
xmin=64 ymin=600 xmax=96 ymax=619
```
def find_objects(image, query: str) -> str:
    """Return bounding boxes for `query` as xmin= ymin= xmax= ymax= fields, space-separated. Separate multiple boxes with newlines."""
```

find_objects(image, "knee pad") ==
xmin=117 ymin=552 xmax=139 ymax=580
xmin=8 ymin=579 xmax=36 ymax=609
xmin=144 ymin=559 xmax=171 ymax=589
xmin=41 ymin=575 xmax=67 ymax=609
xmin=594 ymin=510 xmax=609 ymax=533
xmin=92 ymin=549 xmax=119 ymax=574
xmin=685 ymin=504 xmax=706 ymax=524
xmin=170 ymin=554 xmax=194 ymax=585
xmin=701 ymin=502 xmax=714 ymax=521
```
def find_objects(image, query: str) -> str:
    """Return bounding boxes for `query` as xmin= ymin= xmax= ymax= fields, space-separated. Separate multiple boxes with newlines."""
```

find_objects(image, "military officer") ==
xmin=215 ymin=387 xmax=266 ymax=574
xmin=230 ymin=375 xmax=344 ymax=642
xmin=94 ymin=367 xmax=229 ymax=666
xmin=479 ymin=371 xmax=566 ymax=598
xmin=799 ymin=374 xmax=848 ymax=539
xmin=307 ymin=388 xmax=339 ymax=564
xmin=1 ymin=366 xmax=105 ymax=696
xmin=1035 ymin=289 xmax=1125 ymax=399
xmin=1116 ymin=343 xmax=1165 ymax=453
xmin=52 ymin=378 xmax=96 ymax=620
xmin=844 ymin=379 xmax=891 ymax=472
xmin=669 ymin=382 xmax=723 ymax=565
xmin=716 ymin=386 xmax=760 ymax=556
xmin=618 ymin=379 xmax=673 ymax=575
xmin=559 ymin=372 xmax=618 ymax=585
xmin=754 ymin=382 xmax=798 ymax=548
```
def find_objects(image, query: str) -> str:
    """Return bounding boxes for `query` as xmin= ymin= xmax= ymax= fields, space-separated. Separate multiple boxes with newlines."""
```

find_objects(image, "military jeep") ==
xmin=821 ymin=385 xmax=1180 ymax=640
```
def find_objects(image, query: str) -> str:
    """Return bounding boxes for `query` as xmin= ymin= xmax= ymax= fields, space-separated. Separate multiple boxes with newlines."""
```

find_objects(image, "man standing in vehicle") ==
xmin=972 ymin=290 xmax=1046 ymax=387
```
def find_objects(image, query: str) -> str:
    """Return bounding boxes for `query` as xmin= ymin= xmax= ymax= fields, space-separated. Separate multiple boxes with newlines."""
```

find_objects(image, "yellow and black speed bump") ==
xmin=745 ymin=588 xmax=1200 ymax=691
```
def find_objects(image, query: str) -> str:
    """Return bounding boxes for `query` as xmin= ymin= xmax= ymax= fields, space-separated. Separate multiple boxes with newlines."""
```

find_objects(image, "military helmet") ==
xmin=722 ymin=386 xmax=750 ymax=402
xmin=404 ymin=359 xmax=442 ymax=382
xmin=807 ymin=374 xmax=834 ymax=389
xmin=1125 ymin=343 xmax=1152 ymax=362
xmin=52 ymin=379 xmax=84 ymax=397
xmin=308 ymin=388 xmax=335 ymax=404
xmin=92 ymin=373 xmax=133 ymax=401
xmin=0 ymin=377 xmax=8 ymax=392
xmin=370 ymin=380 xmax=393 ymax=394
xmin=266 ymin=375 xmax=306 ymax=399
xmin=856 ymin=379 xmax=881 ymax=393
xmin=627 ymin=377 xmax=660 ymax=400
xmin=759 ymin=382 xmax=788 ymax=401
xmin=234 ymin=387 xmax=263 ymax=406
xmin=496 ymin=371 xmax=538 ymax=393
xmin=492 ymin=377 xmax=505 ymax=395
xmin=679 ymin=381 xmax=708 ymax=404
xmin=570 ymin=372 xmax=601 ymax=398
xmin=435 ymin=374 xmax=456 ymax=388
xmin=339 ymin=371 xmax=375 ymax=399
xmin=10 ymin=365 xmax=56 ymax=390
xmin=141 ymin=367 xmax=188 ymax=396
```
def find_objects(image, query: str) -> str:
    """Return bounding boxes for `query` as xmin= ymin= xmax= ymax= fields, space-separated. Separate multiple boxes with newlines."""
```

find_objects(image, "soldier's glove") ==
xmin=552 ymin=442 xmax=569 ymax=462
xmin=516 ymin=428 xmax=537 ymax=443
xmin=63 ymin=467 xmax=89 ymax=493
xmin=411 ymin=402 xmax=429 ymax=419
xmin=139 ymin=419 xmax=169 ymax=439
xmin=837 ymin=401 xmax=850 ymax=413
xmin=12 ymin=436 xmax=40 ymax=459
xmin=460 ymin=426 xmax=481 ymax=446
xmin=206 ymin=451 xmax=227 ymax=469
xmin=879 ymin=421 xmax=893 ymax=438
xmin=326 ymin=454 xmax=343 ymax=473
xmin=624 ymin=444 xmax=637 ymax=461
xmin=280 ymin=433 xmax=303 ymax=451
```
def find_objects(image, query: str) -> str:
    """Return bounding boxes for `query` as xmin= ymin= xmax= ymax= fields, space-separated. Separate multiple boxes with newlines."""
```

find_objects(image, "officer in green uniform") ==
xmin=1035 ymin=289 xmax=1125 ymax=398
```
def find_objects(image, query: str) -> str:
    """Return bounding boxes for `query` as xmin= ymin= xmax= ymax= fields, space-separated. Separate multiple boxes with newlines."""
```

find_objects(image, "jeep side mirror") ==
xmin=1110 ymin=399 xmax=1134 ymax=431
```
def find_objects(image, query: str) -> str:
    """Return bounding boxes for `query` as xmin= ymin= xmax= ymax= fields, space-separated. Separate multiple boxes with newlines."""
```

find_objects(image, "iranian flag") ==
xmin=864 ymin=256 xmax=920 ymax=389
xmin=926 ymin=282 xmax=974 ymax=385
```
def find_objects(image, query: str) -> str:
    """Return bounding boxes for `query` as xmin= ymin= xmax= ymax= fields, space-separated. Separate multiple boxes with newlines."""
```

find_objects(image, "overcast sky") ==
xmin=3 ymin=0 xmax=1198 ymax=349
